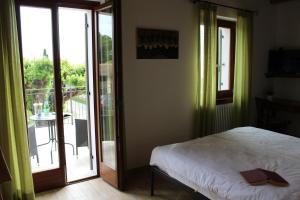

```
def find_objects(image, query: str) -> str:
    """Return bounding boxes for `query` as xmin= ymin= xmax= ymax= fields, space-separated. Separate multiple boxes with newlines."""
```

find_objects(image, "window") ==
xmin=217 ymin=19 xmax=236 ymax=104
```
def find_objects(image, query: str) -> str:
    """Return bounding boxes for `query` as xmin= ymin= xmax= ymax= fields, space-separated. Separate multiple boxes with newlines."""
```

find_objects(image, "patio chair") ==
xmin=28 ymin=125 xmax=39 ymax=165
xmin=75 ymin=119 xmax=88 ymax=157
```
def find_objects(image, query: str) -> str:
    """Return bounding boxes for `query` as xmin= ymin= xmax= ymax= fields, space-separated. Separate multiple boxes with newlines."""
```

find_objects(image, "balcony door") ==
xmin=18 ymin=3 xmax=98 ymax=191
xmin=96 ymin=1 xmax=124 ymax=189
xmin=58 ymin=7 xmax=97 ymax=183
xmin=19 ymin=6 xmax=66 ymax=191
xmin=17 ymin=0 xmax=124 ymax=192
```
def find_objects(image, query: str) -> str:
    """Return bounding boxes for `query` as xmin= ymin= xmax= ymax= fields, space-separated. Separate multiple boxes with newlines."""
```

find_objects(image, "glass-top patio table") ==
xmin=30 ymin=113 xmax=74 ymax=164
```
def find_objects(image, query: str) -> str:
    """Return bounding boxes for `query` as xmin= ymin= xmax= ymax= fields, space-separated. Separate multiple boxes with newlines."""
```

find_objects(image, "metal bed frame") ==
xmin=150 ymin=166 xmax=210 ymax=200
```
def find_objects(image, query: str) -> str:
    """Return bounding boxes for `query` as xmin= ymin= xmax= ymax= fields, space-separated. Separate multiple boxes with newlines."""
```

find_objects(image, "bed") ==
xmin=150 ymin=127 xmax=300 ymax=200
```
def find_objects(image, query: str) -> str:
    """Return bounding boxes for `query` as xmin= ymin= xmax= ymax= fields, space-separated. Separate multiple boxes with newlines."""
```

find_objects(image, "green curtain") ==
xmin=232 ymin=12 xmax=253 ymax=127
xmin=194 ymin=4 xmax=217 ymax=137
xmin=0 ymin=0 xmax=35 ymax=199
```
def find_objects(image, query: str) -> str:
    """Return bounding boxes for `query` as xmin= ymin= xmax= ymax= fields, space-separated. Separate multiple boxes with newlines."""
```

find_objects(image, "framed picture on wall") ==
xmin=136 ymin=28 xmax=179 ymax=59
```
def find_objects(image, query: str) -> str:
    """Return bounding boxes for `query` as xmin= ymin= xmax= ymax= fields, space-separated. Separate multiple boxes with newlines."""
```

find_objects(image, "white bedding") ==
xmin=150 ymin=127 xmax=300 ymax=200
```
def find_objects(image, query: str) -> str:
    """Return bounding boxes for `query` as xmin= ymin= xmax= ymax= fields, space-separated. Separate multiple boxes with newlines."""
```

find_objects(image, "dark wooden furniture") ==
xmin=0 ymin=148 xmax=11 ymax=200
xmin=256 ymin=97 xmax=300 ymax=133
xmin=150 ymin=166 xmax=210 ymax=200
xmin=265 ymin=72 xmax=300 ymax=78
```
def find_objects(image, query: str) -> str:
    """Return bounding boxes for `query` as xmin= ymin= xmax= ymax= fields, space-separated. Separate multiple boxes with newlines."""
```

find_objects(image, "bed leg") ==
xmin=150 ymin=167 xmax=154 ymax=196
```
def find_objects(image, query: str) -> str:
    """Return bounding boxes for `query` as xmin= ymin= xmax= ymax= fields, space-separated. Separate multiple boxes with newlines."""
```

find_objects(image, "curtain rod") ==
xmin=192 ymin=0 xmax=258 ymax=15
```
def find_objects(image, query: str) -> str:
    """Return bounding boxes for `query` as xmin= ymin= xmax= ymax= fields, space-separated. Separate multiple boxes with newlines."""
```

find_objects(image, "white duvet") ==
xmin=150 ymin=127 xmax=300 ymax=200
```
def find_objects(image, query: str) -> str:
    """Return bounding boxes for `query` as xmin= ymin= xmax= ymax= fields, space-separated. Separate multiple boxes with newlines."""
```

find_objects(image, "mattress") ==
xmin=150 ymin=127 xmax=300 ymax=200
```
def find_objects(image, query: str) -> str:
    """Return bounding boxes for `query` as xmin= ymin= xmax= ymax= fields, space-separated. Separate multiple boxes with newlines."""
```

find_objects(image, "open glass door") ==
xmin=97 ymin=2 xmax=124 ymax=188
xmin=58 ymin=7 xmax=97 ymax=182
xmin=18 ymin=0 xmax=123 ymax=191
xmin=20 ymin=6 xmax=60 ymax=173
xmin=18 ymin=2 xmax=100 ymax=191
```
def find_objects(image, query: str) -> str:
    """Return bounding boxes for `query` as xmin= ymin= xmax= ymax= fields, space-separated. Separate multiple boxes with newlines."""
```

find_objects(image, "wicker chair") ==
xmin=75 ymin=119 xmax=88 ymax=157
xmin=28 ymin=125 xmax=39 ymax=165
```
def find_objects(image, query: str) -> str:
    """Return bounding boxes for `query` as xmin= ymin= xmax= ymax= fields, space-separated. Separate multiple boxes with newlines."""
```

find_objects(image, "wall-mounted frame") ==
xmin=136 ymin=28 xmax=179 ymax=59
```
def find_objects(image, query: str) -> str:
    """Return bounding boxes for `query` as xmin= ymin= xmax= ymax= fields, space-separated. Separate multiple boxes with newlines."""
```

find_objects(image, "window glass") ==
xmin=218 ymin=27 xmax=231 ymax=91
xmin=20 ymin=6 xmax=59 ymax=172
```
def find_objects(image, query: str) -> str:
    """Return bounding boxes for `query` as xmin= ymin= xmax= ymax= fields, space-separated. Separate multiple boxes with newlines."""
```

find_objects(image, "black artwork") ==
xmin=137 ymin=28 xmax=179 ymax=59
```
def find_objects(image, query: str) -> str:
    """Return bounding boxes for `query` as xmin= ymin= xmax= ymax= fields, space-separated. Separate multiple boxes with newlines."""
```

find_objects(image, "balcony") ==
xmin=26 ymin=88 xmax=97 ymax=182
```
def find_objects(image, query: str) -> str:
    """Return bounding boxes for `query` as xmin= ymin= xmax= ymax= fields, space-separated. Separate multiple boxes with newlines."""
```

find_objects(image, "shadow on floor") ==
xmin=126 ymin=167 xmax=196 ymax=200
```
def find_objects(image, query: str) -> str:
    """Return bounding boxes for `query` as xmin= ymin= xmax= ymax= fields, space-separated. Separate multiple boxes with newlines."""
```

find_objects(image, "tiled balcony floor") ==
xmin=30 ymin=123 xmax=97 ymax=182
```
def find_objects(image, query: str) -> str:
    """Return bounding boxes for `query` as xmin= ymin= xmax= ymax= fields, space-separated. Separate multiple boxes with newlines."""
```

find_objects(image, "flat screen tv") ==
xmin=268 ymin=49 xmax=300 ymax=74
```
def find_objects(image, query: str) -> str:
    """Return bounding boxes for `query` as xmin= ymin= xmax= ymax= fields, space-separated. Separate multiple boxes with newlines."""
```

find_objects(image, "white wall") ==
xmin=251 ymin=1 xmax=276 ymax=121
xmin=122 ymin=0 xmax=274 ymax=169
xmin=122 ymin=0 xmax=198 ymax=169
xmin=274 ymin=1 xmax=300 ymax=48
xmin=272 ymin=0 xmax=300 ymax=101
xmin=271 ymin=1 xmax=300 ymax=135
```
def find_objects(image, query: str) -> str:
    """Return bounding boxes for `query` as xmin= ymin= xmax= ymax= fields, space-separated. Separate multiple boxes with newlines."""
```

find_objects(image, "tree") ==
xmin=99 ymin=34 xmax=112 ymax=64
xmin=24 ymin=58 xmax=86 ymax=114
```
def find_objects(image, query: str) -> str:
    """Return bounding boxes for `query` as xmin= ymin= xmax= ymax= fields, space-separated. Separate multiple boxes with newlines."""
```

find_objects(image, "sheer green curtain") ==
xmin=194 ymin=4 xmax=217 ymax=137
xmin=232 ymin=12 xmax=253 ymax=127
xmin=0 ymin=0 xmax=35 ymax=199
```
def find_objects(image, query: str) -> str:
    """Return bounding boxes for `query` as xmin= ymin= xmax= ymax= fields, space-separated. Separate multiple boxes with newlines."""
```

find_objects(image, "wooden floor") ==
xmin=36 ymin=169 xmax=195 ymax=200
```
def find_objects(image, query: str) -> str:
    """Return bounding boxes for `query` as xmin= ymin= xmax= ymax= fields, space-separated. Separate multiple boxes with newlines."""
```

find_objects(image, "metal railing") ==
xmin=25 ymin=87 xmax=115 ymax=141
xmin=25 ymin=87 xmax=88 ymax=124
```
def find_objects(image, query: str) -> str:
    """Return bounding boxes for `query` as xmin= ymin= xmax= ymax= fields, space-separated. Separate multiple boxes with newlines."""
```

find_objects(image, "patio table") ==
xmin=30 ymin=113 xmax=74 ymax=164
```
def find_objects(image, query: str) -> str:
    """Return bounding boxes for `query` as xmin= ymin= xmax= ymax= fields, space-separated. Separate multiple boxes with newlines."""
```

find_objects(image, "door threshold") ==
xmin=67 ymin=175 xmax=100 ymax=185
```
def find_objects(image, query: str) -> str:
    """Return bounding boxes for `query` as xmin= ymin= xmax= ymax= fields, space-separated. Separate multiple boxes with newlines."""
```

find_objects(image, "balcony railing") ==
xmin=25 ymin=86 xmax=88 ymax=124
xmin=25 ymin=86 xmax=114 ymax=141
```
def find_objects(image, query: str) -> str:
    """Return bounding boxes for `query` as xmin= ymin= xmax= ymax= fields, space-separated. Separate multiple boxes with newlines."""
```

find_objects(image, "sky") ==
xmin=20 ymin=6 xmax=112 ymax=65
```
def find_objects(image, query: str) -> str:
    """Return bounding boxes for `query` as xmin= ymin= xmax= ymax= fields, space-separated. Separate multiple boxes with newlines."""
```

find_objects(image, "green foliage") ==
xmin=61 ymin=60 xmax=86 ymax=88
xmin=24 ymin=58 xmax=53 ymax=89
xmin=99 ymin=34 xmax=113 ymax=64
xmin=24 ymin=57 xmax=86 ymax=113
xmin=24 ymin=58 xmax=86 ymax=90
